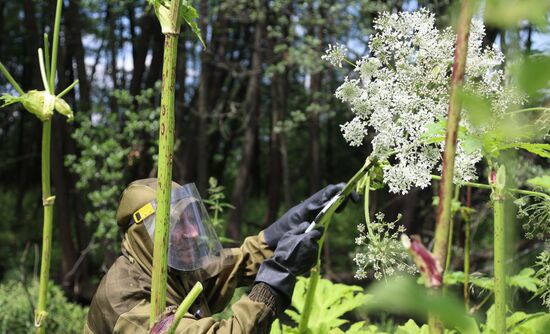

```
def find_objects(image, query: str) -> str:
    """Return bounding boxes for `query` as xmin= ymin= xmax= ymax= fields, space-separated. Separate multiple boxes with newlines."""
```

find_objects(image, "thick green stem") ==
xmin=431 ymin=1 xmax=473 ymax=333
xmin=35 ymin=1 xmax=63 ymax=332
xmin=150 ymin=0 xmax=184 ymax=326
xmin=166 ymin=282 xmax=203 ymax=334
xmin=298 ymin=157 xmax=375 ymax=333
xmin=36 ymin=121 xmax=53 ymax=334
xmin=492 ymin=166 xmax=507 ymax=334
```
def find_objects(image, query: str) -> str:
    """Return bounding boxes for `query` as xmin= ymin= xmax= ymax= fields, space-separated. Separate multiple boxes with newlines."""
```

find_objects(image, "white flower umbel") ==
xmin=321 ymin=43 xmax=348 ymax=68
xmin=325 ymin=9 xmax=522 ymax=194
xmin=353 ymin=213 xmax=417 ymax=280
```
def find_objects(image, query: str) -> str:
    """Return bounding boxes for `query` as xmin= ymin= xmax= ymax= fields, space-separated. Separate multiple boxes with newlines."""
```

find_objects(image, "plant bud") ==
xmin=54 ymin=96 xmax=74 ymax=120
xmin=1 ymin=90 xmax=73 ymax=121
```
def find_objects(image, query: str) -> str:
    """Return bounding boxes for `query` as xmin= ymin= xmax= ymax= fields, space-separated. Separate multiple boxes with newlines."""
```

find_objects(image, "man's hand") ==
xmin=255 ymin=223 xmax=322 ymax=300
xmin=263 ymin=183 xmax=344 ymax=249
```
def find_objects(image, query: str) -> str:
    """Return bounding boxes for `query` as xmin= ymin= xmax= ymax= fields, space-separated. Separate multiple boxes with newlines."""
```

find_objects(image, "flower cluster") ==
xmin=353 ymin=212 xmax=417 ymax=280
xmin=321 ymin=43 xmax=348 ymax=68
xmin=515 ymin=195 xmax=550 ymax=240
xmin=325 ymin=9 xmax=522 ymax=194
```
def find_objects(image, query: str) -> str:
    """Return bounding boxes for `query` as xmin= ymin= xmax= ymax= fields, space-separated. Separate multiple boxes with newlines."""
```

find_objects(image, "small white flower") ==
xmin=321 ymin=43 xmax=348 ymax=68
xmin=340 ymin=117 xmax=368 ymax=147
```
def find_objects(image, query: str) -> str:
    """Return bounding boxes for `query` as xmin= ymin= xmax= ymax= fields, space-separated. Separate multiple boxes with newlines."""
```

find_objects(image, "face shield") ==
xmin=134 ymin=183 xmax=223 ymax=272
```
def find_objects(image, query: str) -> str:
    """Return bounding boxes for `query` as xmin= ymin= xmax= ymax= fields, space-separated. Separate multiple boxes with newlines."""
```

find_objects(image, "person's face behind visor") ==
xmin=142 ymin=183 xmax=223 ymax=274
xmin=169 ymin=204 xmax=201 ymax=268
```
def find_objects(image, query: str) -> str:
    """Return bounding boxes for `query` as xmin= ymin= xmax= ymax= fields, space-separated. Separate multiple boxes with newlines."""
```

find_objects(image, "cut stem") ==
xmin=298 ymin=157 xmax=375 ymax=333
xmin=150 ymin=0 xmax=184 ymax=326
xmin=166 ymin=282 xmax=203 ymax=334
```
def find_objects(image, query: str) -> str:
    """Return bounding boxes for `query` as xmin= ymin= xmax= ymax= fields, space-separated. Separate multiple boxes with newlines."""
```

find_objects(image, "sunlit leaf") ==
xmin=365 ymin=277 xmax=480 ymax=333
xmin=527 ymin=176 xmax=550 ymax=191
xmin=484 ymin=0 xmax=550 ymax=28
xmin=513 ymin=55 xmax=550 ymax=99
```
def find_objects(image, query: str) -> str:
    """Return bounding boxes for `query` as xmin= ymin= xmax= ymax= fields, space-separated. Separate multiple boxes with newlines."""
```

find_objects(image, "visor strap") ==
xmin=133 ymin=202 xmax=155 ymax=224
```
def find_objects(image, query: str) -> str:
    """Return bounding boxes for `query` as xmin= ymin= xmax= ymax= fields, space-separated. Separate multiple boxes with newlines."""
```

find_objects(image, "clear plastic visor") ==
xmin=143 ymin=183 xmax=222 ymax=272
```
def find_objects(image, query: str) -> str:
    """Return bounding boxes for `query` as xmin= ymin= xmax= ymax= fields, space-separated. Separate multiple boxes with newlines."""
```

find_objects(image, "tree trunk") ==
xmin=22 ymin=0 xmax=40 ymax=89
xmin=130 ymin=13 xmax=157 ymax=96
xmin=196 ymin=0 xmax=211 ymax=194
xmin=65 ymin=0 xmax=91 ymax=111
xmin=264 ymin=70 xmax=286 ymax=226
xmin=51 ymin=116 xmax=77 ymax=293
xmin=227 ymin=5 xmax=265 ymax=240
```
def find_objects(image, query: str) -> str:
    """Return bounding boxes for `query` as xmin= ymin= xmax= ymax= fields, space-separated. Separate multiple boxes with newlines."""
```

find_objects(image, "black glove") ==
xmin=263 ymin=183 xmax=344 ymax=249
xmin=255 ymin=222 xmax=322 ymax=301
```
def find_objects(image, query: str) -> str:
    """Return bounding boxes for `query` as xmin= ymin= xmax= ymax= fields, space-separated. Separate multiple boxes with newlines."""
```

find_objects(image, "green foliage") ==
xmin=443 ymin=269 xmax=541 ymax=294
xmin=65 ymin=87 xmax=159 ymax=243
xmin=271 ymin=276 xmax=371 ymax=334
xmin=527 ymin=176 xmax=550 ymax=191
xmin=0 ymin=280 xmax=88 ymax=334
xmin=365 ymin=277 xmax=480 ymax=333
xmin=203 ymin=177 xmax=235 ymax=242
xmin=394 ymin=320 xmax=430 ymax=334
xmin=534 ymin=250 xmax=550 ymax=310
xmin=483 ymin=0 xmax=550 ymax=28
xmin=482 ymin=305 xmax=550 ymax=334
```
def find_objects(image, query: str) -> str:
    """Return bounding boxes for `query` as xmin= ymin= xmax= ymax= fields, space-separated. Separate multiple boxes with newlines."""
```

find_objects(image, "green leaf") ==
xmin=484 ymin=0 xmax=550 ymax=28
xmin=513 ymin=55 xmax=550 ymax=99
xmin=509 ymin=268 xmax=541 ymax=293
xmin=420 ymin=120 xmax=446 ymax=144
xmin=365 ymin=277 xmax=480 ymax=334
xmin=459 ymin=89 xmax=492 ymax=128
xmin=181 ymin=2 xmax=205 ymax=47
xmin=284 ymin=277 xmax=371 ymax=334
xmin=496 ymin=142 xmax=550 ymax=159
xmin=395 ymin=320 xmax=430 ymax=334
xmin=526 ymin=176 xmax=550 ymax=191
xmin=461 ymin=136 xmax=483 ymax=154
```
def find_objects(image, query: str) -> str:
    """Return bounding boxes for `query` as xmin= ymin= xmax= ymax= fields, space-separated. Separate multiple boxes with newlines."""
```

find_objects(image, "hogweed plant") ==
xmin=0 ymin=1 xmax=78 ymax=332
xmin=320 ymin=4 xmax=549 ymax=334
xmin=147 ymin=0 xmax=203 ymax=327
xmin=322 ymin=9 xmax=521 ymax=195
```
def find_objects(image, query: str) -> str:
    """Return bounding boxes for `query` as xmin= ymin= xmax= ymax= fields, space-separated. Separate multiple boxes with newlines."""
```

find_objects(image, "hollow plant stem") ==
xmin=150 ymin=0 xmax=184 ymax=326
xmin=298 ymin=157 xmax=375 ymax=333
xmin=431 ymin=0 xmax=473 ymax=332
xmin=35 ymin=0 xmax=63 ymax=332
xmin=492 ymin=166 xmax=507 ymax=334
xmin=166 ymin=282 xmax=203 ymax=334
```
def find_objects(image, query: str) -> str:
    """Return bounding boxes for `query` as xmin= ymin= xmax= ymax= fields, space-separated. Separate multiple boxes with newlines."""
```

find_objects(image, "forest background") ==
xmin=0 ymin=0 xmax=548 ymax=332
